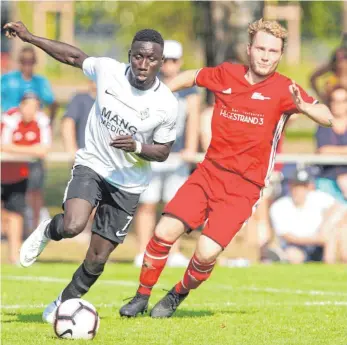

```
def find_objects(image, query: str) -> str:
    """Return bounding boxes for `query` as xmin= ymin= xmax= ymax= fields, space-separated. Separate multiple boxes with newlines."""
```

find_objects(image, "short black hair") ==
xmin=132 ymin=29 xmax=164 ymax=48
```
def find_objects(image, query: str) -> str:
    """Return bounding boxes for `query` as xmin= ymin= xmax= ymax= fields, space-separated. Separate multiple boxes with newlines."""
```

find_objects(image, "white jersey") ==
xmin=74 ymin=57 xmax=178 ymax=194
xmin=270 ymin=190 xmax=336 ymax=238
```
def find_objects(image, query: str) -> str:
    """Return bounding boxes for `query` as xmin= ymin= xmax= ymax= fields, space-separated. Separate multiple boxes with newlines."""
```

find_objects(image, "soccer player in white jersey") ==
xmin=4 ymin=21 xmax=178 ymax=323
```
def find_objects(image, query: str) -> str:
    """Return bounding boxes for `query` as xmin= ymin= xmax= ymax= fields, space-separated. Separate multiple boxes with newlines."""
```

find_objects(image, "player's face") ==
xmin=330 ymin=88 xmax=347 ymax=119
xmin=247 ymin=31 xmax=283 ymax=77
xmin=19 ymin=51 xmax=36 ymax=76
xmin=290 ymin=183 xmax=310 ymax=206
xmin=20 ymin=98 xmax=40 ymax=122
xmin=129 ymin=41 xmax=164 ymax=90
xmin=161 ymin=58 xmax=182 ymax=79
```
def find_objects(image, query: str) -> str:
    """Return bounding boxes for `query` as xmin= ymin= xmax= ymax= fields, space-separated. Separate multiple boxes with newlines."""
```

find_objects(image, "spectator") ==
xmin=316 ymin=86 xmax=347 ymax=204
xmin=1 ymin=46 xmax=58 ymax=125
xmin=61 ymin=80 xmax=96 ymax=156
xmin=1 ymin=92 xmax=51 ymax=263
xmin=270 ymin=169 xmax=347 ymax=264
xmin=133 ymin=40 xmax=201 ymax=267
xmin=310 ymin=34 xmax=347 ymax=103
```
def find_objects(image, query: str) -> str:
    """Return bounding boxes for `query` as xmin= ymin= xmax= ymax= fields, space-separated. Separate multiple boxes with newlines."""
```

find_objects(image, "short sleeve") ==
xmin=316 ymin=126 xmax=334 ymax=148
xmin=314 ymin=191 xmax=336 ymax=209
xmin=39 ymin=77 xmax=55 ymax=105
xmin=64 ymin=95 xmax=82 ymax=121
xmin=195 ymin=63 xmax=229 ymax=91
xmin=82 ymin=57 xmax=98 ymax=81
xmin=269 ymin=199 xmax=291 ymax=236
xmin=281 ymin=80 xmax=318 ymax=115
xmin=1 ymin=115 xmax=15 ymax=144
xmin=153 ymin=100 xmax=178 ymax=143
xmin=37 ymin=113 xmax=52 ymax=146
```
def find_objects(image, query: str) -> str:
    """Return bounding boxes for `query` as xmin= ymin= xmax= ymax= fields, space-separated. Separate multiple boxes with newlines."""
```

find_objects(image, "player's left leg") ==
xmin=150 ymin=166 xmax=262 ymax=318
xmin=42 ymin=233 xmax=118 ymax=323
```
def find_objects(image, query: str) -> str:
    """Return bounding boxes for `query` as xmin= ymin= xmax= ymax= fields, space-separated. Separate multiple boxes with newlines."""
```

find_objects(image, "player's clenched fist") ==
xmin=3 ymin=21 xmax=32 ymax=42
xmin=110 ymin=135 xmax=137 ymax=152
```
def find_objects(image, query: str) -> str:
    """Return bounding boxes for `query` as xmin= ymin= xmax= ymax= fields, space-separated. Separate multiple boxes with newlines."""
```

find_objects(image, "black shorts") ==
xmin=1 ymin=179 xmax=28 ymax=214
xmin=63 ymin=165 xmax=140 ymax=244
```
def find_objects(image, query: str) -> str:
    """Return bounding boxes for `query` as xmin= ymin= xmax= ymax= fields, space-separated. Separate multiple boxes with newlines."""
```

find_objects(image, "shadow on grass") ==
xmin=2 ymin=312 xmax=43 ymax=324
xmin=173 ymin=308 xmax=259 ymax=318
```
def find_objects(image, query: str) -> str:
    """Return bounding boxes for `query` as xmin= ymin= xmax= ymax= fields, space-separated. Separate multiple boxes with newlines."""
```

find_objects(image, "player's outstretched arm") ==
xmin=289 ymin=82 xmax=334 ymax=128
xmin=4 ymin=21 xmax=88 ymax=69
xmin=167 ymin=70 xmax=199 ymax=92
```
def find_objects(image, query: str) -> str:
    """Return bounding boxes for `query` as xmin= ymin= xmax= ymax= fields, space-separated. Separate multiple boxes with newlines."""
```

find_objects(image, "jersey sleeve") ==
xmin=1 ymin=115 xmax=15 ymax=144
xmin=38 ymin=114 xmax=52 ymax=146
xmin=82 ymin=57 xmax=98 ymax=81
xmin=153 ymin=99 xmax=178 ymax=143
xmin=195 ymin=63 xmax=230 ymax=91
xmin=281 ymin=80 xmax=318 ymax=115
xmin=269 ymin=199 xmax=291 ymax=236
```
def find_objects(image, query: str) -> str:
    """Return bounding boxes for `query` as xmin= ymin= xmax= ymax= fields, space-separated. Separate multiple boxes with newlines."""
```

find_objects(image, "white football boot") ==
xmin=42 ymin=294 xmax=62 ymax=324
xmin=19 ymin=218 xmax=51 ymax=267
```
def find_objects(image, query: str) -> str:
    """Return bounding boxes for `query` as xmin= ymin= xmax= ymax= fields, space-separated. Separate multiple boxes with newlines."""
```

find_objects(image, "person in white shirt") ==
xmin=5 ymin=21 xmax=178 ymax=322
xmin=270 ymin=169 xmax=347 ymax=264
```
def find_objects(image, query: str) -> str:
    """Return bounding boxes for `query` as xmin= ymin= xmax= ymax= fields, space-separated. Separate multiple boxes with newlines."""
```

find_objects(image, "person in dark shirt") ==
xmin=316 ymin=86 xmax=347 ymax=203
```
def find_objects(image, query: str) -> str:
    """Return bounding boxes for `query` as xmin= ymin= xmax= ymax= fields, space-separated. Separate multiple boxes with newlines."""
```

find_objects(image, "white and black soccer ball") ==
xmin=53 ymin=298 xmax=100 ymax=340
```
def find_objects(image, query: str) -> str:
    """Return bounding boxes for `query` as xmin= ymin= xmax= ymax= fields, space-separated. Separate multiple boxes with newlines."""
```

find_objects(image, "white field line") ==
xmin=2 ymin=275 xmax=347 ymax=298
xmin=2 ymin=301 xmax=347 ymax=310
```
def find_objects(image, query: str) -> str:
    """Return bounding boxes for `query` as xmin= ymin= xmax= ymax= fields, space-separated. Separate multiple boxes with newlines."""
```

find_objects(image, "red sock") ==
xmin=137 ymin=235 xmax=173 ymax=295
xmin=175 ymin=255 xmax=216 ymax=294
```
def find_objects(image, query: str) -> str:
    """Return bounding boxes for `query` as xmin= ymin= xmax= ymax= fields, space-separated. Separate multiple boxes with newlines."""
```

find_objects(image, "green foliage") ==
xmin=75 ymin=1 xmax=202 ymax=68
xmin=300 ymin=1 xmax=343 ymax=39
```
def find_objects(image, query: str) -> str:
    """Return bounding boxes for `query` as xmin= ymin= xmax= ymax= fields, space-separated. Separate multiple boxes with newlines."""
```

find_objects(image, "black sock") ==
xmin=45 ymin=213 xmax=64 ymax=241
xmin=61 ymin=261 xmax=103 ymax=302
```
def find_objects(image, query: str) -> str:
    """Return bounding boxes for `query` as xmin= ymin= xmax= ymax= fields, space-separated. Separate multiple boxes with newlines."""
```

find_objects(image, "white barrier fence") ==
xmin=1 ymin=152 xmax=347 ymax=166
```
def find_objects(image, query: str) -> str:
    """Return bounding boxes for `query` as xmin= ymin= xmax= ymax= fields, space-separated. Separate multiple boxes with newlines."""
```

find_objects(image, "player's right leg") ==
xmin=19 ymin=165 xmax=101 ymax=267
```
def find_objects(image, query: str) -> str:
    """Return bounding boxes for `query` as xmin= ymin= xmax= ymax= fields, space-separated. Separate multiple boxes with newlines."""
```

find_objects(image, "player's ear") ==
xmin=128 ymin=50 xmax=131 ymax=63
xmin=246 ymin=43 xmax=251 ymax=56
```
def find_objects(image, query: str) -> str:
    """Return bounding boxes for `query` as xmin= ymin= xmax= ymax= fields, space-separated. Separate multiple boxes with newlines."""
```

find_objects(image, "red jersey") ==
xmin=1 ymin=110 xmax=51 ymax=184
xmin=195 ymin=63 xmax=316 ymax=187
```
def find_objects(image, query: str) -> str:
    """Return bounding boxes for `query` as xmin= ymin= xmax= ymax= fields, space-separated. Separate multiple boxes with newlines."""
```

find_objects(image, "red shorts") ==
xmin=164 ymin=159 xmax=262 ymax=248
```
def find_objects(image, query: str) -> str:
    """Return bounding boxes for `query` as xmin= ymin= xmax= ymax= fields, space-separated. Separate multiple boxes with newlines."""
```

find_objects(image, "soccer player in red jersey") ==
xmin=120 ymin=19 xmax=334 ymax=318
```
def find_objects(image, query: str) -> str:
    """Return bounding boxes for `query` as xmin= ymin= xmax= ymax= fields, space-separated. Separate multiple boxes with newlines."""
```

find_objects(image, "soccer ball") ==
xmin=53 ymin=298 xmax=100 ymax=340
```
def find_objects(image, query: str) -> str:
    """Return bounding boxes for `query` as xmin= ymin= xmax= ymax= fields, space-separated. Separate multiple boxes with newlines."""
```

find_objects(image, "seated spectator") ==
xmin=1 ymin=46 xmax=58 ymax=125
xmin=316 ymin=86 xmax=347 ymax=204
xmin=270 ymin=169 xmax=347 ymax=264
xmin=2 ymin=93 xmax=51 ymax=237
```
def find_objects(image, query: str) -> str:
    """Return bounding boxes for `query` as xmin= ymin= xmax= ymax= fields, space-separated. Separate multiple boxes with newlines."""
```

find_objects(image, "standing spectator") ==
xmin=316 ymin=86 xmax=347 ymax=204
xmin=1 ymin=92 xmax=51 ymax=263
xmin=133 ymin=40 xmax=201 ymax=267
xmin=270 ymin=169 xmax=347 ymax=264
xmin=1 ymin=46 xmax=58 ymax=125
xmin=61 ymin=80 xmax=96 ymax=156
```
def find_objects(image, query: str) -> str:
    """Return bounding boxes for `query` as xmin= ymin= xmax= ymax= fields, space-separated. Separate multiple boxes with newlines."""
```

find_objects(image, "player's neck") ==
xmin=244 ymin=69 xmax=271 ymax=85
xmin=21 ymin=71 xmax=33 ymax=81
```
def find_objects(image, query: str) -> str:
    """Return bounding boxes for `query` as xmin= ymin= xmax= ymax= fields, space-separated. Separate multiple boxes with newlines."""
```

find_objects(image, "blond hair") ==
xmin=248 ymin=18 xmax=288 ymax=51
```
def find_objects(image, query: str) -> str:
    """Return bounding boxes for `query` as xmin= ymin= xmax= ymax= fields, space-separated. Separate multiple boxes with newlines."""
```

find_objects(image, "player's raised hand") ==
xmin=110 ymin=135 xmax=136 ymax=152
xmin=3 ymin=21 xmax=32 ymax=42
xmin=289 ymin=80 xmax=308 ymax=114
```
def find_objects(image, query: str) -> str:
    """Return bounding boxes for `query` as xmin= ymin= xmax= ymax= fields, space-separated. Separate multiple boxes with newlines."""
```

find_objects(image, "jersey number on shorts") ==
xmin=115 ymin=215 xmax=133 ymax=237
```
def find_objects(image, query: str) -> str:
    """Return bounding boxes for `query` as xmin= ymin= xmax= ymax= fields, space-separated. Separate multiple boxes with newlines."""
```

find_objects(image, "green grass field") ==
xmin=1 ymin=263 xmax=347 ymax=345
